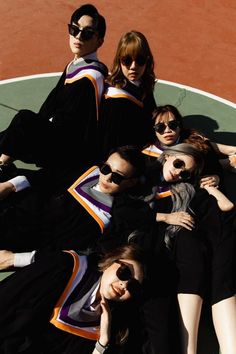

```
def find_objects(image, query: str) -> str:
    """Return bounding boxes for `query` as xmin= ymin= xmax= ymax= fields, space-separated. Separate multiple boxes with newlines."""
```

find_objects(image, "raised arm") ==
xmin=200 ymin=185 xmax=234 ymax=211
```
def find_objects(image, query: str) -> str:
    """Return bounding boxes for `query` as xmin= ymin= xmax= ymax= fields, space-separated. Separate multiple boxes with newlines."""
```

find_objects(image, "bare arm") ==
xmin=0 ymin=250 xmax=36 ymax=270
xmin=0 ymin=250 xmax=14 ymax=270
xmin=156 ymin=211 xmax=195 ymax=230
xmin=210 ymin=142 xmax=236 ymax=172
xmin=210 ymin=142 xmax=236 ymax=156
xmin=202 ymin=185 xmax=234 ymax=211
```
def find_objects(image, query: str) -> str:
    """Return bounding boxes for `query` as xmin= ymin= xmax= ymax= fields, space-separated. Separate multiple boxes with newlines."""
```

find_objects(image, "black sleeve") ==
xmin=99 ymin=194 xmax=157 ymax=252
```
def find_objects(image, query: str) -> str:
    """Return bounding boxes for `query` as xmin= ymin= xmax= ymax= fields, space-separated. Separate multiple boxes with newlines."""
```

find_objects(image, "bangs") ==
xmin=156 ymin=112 xmax=176 ymax=123
xmin=120 ymin=40 xmax=148 ymax=59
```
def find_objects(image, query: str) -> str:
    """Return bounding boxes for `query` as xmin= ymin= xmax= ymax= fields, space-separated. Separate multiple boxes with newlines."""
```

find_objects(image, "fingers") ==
xmin=200 ymin=175 xmax=219 ymax=188
xmin=176 ymin=212 xmax=195 ymax=230
xmin=229 ymin=154 xmax=236 ymax=168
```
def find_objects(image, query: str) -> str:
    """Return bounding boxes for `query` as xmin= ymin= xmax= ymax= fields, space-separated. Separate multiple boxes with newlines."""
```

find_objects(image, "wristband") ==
xmin=95 ymin=340 xmax=109 ymax=353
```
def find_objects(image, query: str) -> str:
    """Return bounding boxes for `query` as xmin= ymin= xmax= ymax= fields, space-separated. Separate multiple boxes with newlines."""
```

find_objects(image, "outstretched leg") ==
xmin=212 ymin=296 xmax=236 ymax=354
xmin=177 ymin=293 xmax=203 ymax=354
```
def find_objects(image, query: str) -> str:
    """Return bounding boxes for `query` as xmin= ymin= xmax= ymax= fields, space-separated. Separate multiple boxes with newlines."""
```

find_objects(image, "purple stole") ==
xmin=68 ymin=166 xmax=113 ymax=232
xmin=50 ymin=251 xmax=101 ymax=340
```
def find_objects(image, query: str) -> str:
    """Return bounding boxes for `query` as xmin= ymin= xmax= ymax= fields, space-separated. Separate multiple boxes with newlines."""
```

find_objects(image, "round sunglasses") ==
xmin=120 ymin=55 xmax=147 ymax=67
xmin=172 ymin=158 xmax=191 ymax=180
xmin=99 ymin=163 xmax=132 ymax=185
xmin=154 ymin=120 xmax=179 ymax=134
xmin=68 ymin=24 xmax=96 ymax=41
xmin=115 ymin=260 xmax=142 ymax=297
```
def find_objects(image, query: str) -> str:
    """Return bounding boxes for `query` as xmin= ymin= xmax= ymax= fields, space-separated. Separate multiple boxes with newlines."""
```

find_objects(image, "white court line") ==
xmin=157 ymin=79 xmax=236 ymax=109
xmin=0 ymin=73 xmax=235 ymax=108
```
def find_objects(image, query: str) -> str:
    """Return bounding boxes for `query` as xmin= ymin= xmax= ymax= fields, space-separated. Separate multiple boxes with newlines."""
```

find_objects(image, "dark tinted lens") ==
xmin=80 ymin=28 xmax=95 ymax=41
xmin=121 ymin=55 xmax=146 ymax=67
xmin=154 ymin=122 xmax=166 ymax=134
xmin=110 ymin=172 xmax=125 ymax=185
xmin=154 ymin=120 xmax=179 ymax=134
xmin=126 ymin=279 xmax=143 ymax=297
xmin=68 ymin=24 xmax=79 ymax=36
xmin=68 ymin=24 xmax=95 ymax=40
xmin=179 ymin=170 xmax=191 ymax=180
xmin=116 ymin=263 xmax=132 ymax=281
xmin=116 ymin=261 xmax=142 ymax=298
xmin=99 ymin=164 xmax=126 ymax=185
xmin=100 ymin=163 xmax=112 ymax=175
xmin=121 ymin=56 xmax=133 ymax=66
xmin=173 ymin=159 xmax=185 ymax=169
xmin=168 ymin=120 xmax=179 ymax=131
xmin=135 ymin=55 xmax=147 ymax=66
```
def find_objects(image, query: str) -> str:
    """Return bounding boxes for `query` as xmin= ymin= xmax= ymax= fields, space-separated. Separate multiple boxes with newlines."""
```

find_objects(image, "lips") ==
xmin=100 ymin=181 xmax=109 ymax=190
xmin=170 ymin=171 xmax=178 ymax=181
xmin=111 ymin=285 xmax=122 ymax=296
xmin=163 ymin=134 xmax=175 ymax=140
xmin=73 ymin=41 xmax=82 ymax=47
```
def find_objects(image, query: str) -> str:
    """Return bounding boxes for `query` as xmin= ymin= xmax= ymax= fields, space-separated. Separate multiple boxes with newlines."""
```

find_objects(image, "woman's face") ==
xmin=162 ymin=153 xmax=196 ymax=183
xmin=69 ymin=15 xmax=103 ymax=58
xmin=98 ymin=152 xmax=136 ymax=194
xmin=120 ymin=54 xmax=147 ymax=82
xmin=154 ymin=112 xmax=181 ymax=146
xmin=100 ymin=259 xmax=144 ymax=302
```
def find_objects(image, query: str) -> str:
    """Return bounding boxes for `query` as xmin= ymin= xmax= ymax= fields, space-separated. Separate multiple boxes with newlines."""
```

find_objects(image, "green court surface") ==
xmin=0 ymin=75 xmax=235 ymax=354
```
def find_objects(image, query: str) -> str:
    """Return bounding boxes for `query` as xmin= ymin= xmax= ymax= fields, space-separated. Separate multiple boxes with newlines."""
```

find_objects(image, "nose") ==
xmin=129 ymin=60 xmax=137 ymax=69
xmin=173 ymin=167 xmax=184 ymax=179
xmin=164 ymin=124 xmax=172 ymax=133
xmin=75 ymin=30 xmax=82 ymax=39
xmin=104 ymin=173 xmax=112 ymax=183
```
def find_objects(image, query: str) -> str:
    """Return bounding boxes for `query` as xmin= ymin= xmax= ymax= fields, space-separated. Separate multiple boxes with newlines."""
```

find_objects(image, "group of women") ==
xmin=0 ymin=3 xmax=235 ymax=354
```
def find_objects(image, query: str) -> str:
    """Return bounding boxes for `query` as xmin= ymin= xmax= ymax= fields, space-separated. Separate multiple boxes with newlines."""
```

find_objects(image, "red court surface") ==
xmin=0 ymin=0 xmax=236 ymax=103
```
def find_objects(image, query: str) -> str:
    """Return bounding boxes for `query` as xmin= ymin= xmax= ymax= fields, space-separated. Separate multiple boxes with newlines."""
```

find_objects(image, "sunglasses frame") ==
xmin=115 ymin=260 xmax=142 ymax=297
xmin=68 ymin=23 xmax=96 ymax=41
xmin=172 ymin=158 xmax=191 ymax=180
xmin=153 ymin=120 xmax=179 ymax=134
xmin=120 ymin=55 xmax=147 ymax=67
xmin=99 ymin=163 xmax=132 ymax=185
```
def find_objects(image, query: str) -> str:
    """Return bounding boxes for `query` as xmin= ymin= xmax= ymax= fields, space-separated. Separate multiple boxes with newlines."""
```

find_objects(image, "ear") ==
xmin=127 ymin=177 xmax=139 ymax=188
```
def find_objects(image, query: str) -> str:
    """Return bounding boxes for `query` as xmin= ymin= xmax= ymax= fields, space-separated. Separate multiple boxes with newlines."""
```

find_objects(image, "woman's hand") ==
xmin=156 ymin=212 xmax=195 ymax=230
xmin=99 ymin=295 xmax=111 ymax=347
xmin=0 ymin=250 xmax=14 ymax=270
xmin=199 ymin=175 xmax=220 ymax=188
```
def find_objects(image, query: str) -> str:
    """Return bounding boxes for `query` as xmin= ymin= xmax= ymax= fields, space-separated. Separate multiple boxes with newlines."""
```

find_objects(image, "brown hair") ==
xmin=107 ymin=31 xmax=156 ymax=96
xmin=152 ymin=104 xmax=184 ymax=129
xmin=98 ymin=243 xmax=146 ymax=274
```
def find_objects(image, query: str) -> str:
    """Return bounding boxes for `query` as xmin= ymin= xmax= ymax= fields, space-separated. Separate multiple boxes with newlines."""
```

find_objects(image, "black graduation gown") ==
xmin=0 ymin=59 xmax=108 ymax=181
xmin=0 ymin=251 xmax=111 ymax=354
xmin=0 ymin=250 xmax=136 ymax=354
xmin=153 ymin=188 xmax=236 ymax=304
xmin=99 ymin=192 xmax=177 ymax=354
xmin=98 ymin=82 xmax=156 ymax=162
xmin=0 ymin=168 xmax=157 ymax=253
xmin=0 ymin=167 xmax=112 ymax=252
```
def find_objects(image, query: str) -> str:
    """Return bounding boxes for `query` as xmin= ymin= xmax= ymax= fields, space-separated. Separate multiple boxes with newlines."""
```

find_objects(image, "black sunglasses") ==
xmin=115 ymin=260 xmax=142 ymax=297
xmin=154 ymin=120 xmax=179 ymax=134
xmin=173 ymin=159 xmax=191 ymax=180
xmin=120 ymin=55 xmax=147 ymax=67
xmin=68 ymin=24 xmax=96 ymax=41
xmin=99 ymin=163 xmax=132 ymax=185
